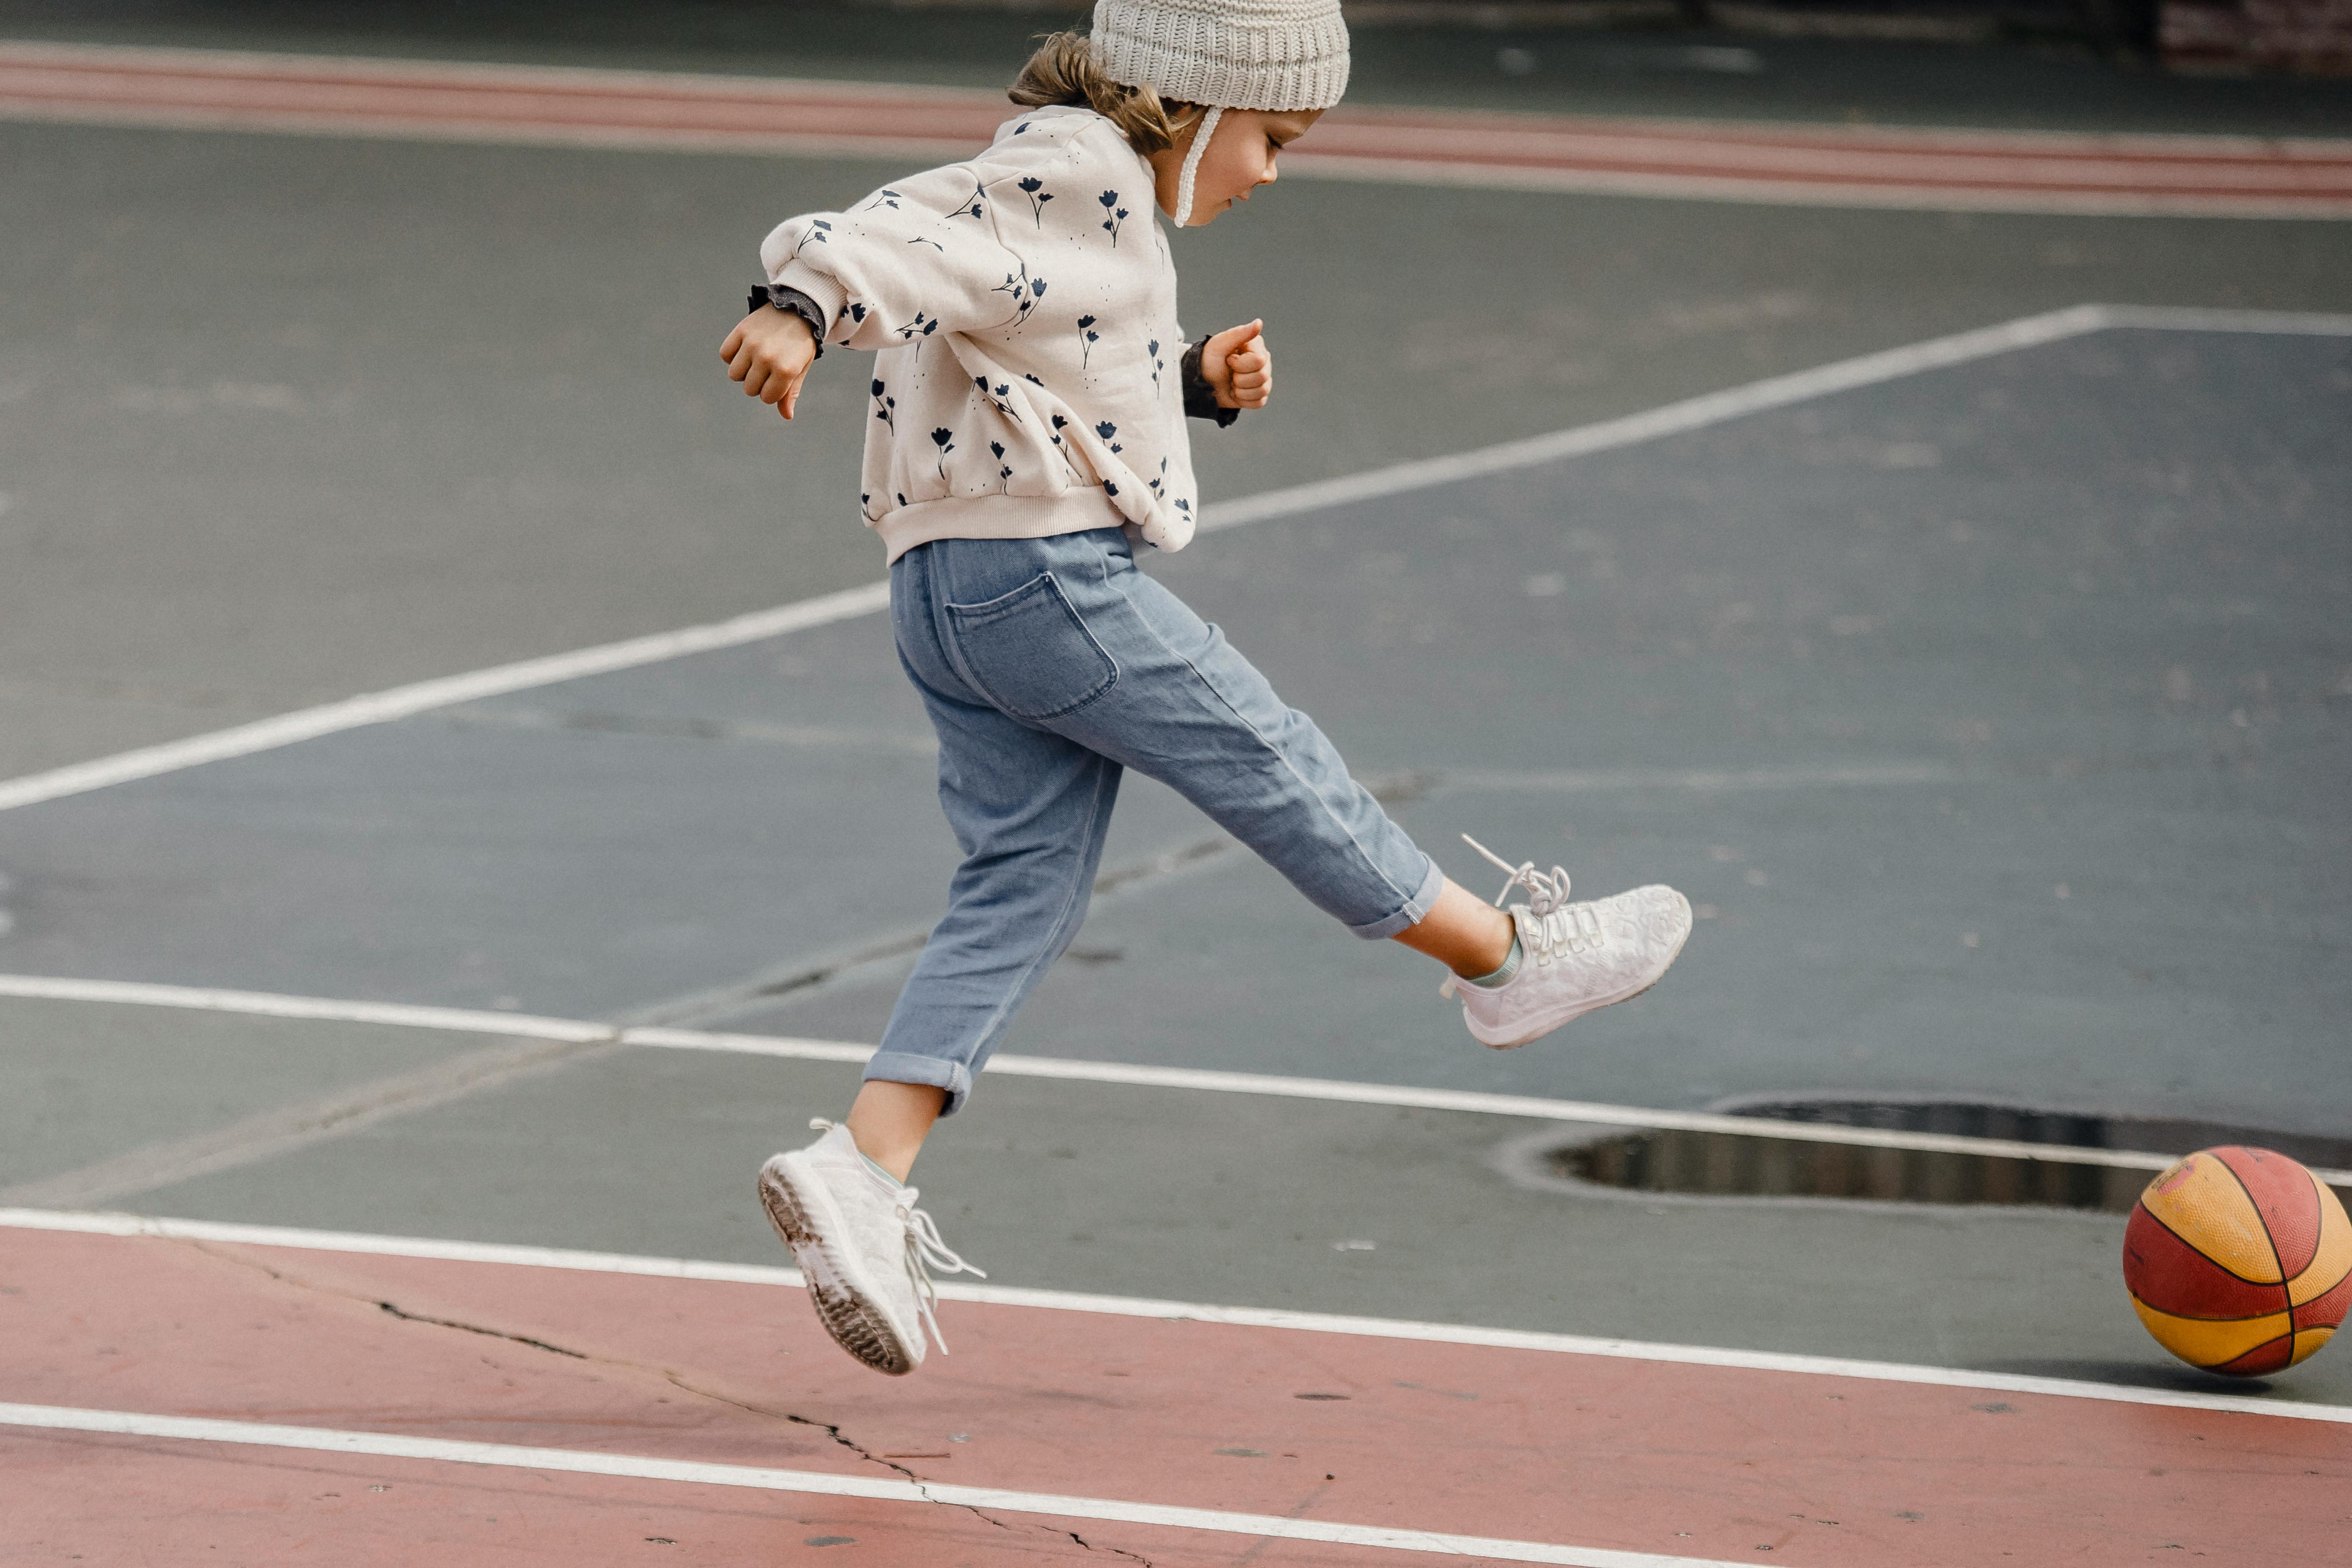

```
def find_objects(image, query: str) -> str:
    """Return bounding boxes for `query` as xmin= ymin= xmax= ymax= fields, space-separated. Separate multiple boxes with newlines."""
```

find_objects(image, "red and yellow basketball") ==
xmin=2123 ymin=1146 xmax=2352 ymax=1376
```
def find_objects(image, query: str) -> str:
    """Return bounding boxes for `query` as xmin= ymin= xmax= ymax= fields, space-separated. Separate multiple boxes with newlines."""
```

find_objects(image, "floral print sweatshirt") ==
xmin=762 ymin=105 xmax=1206 ymax=563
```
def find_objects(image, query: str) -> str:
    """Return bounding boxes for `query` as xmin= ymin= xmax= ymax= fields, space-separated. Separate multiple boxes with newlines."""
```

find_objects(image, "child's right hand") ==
xmin=722 ymin=306 xmax=818 ymax=420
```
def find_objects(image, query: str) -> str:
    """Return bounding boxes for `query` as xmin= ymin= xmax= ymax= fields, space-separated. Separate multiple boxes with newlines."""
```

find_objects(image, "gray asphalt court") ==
xmin=5 ymin=9 xmax=2352 ymax=1421
xmin=4 ymin=312 xmax=2348 ymax=1402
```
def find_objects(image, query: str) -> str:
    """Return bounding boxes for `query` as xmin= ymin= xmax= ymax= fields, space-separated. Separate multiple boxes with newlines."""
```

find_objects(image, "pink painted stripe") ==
xmin=3 ymin=40 xmax=2348 ymax=215
xmin=9 ymin=1225 xmax=2346 ymax=1564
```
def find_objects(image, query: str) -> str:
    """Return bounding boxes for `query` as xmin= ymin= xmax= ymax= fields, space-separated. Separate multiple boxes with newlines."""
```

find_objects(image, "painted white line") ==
xmin=9 ymin=42 xmax=2351 ymax=221
xmin=1 ymin=304 xmax=2340 ymax=816
xmin=1199 ymin=303 xmax=2112 ymax=532
xmin=0 ymin=581 xmax=891 ymax=813
xmin=0 ymin=94 xmax=991 ymax=166
xmin=1282 ymin=152 xmax=2352 ymax=220
xmin=2094 ymin=304 xmax=2352 ymax=336
xmin=0 ymin=1206 xmax=807 ymax=1286
xmin=1201 ymin=303 xmax=2352 ymax=532
xmin=10 ymin=92 xmax=2346 ymax=218
xmin=0 ymin=973 xmax=618 ymax=1042
xmin=17 ymin=973 xmax=2346 ymax=1182
xmin=0 ymin=1402 xmax=1741 ymax=1568
xmin=7 ymin=1210 xmax=2349 ymax=1426
xmin=1446 ymin=761 xmax=1955 ymax=792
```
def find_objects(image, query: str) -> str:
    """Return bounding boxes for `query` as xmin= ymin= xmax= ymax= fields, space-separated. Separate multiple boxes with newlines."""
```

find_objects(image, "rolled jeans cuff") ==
xmin=861 ymin=1049 xmax=976 ymax=1118
xmin=1345 ymin=852 xmax=1445 ymax=940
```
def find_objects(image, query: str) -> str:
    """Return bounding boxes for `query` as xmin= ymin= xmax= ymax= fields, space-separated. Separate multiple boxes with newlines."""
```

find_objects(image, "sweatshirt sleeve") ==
xmin=759 ymin=162 xmax=1033 ymax=355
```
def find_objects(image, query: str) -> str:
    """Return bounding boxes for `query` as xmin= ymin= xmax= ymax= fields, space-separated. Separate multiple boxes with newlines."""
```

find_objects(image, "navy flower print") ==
xmin=1094 ymin=420 xmax=1122 ymax=454
xmin=990 ymin=263 xmax=1044 ymax=326
xmin=972 ymin=375 xmax=1023 ymax=423
xmin=1048 ymin=412 xmax=1083 ymax=476
xmin=1018 ymin=176 xmax=1054 ymax=224
xmin=991 ymin=440 xmax=1010 ymax=491
xmin=1147 ymin=338 xmax=1164 ymax=396
xmin=930 ymin=426 xmax=955 ymax=480
xmin=806 ymin=218 xmax=832 ymax=245
xmin=894 ymin=311 xmax=940 ymax=359
xmin=1099 ymin=190 xmax=1128 ymax=246
xmin=871 ymin=379 xmax=896 ymax=434
xmin=1076 ymin=314 xmax=1099 ymax=369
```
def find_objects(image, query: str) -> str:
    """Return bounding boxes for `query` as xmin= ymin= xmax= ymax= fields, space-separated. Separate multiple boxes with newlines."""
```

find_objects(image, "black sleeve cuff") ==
xmin=1181 ymin=340 xmax=1241 ymax=427
xmin=749 ymin=283 xmax=825 ymax=360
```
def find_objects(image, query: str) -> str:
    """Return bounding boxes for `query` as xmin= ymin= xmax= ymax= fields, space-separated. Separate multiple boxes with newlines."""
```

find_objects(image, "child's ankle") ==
xmin=1457 ymin=931 xmax=1523 ymax=989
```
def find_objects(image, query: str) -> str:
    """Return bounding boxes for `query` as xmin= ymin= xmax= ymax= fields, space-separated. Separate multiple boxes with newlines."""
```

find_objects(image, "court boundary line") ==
xmin=9 ymin=973 xmax=2346 ymax=1183
xmin=6 ymin=40 xmax=2352 ymax=221
xmin=0 ymin=1402 xmax=1745 ymax=1568
xmin=6 ymin=302 xmax=2348 ymax=817
xmin=6 ymin=1210 xmax=2348 ymax=1426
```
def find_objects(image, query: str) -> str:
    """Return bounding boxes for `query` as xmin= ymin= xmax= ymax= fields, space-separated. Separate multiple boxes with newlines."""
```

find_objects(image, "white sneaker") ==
xmin=1441 ymin=835 xmax=1693 ymax=1050
xmin=756 ymin=1120 xmax=984 ymax=1376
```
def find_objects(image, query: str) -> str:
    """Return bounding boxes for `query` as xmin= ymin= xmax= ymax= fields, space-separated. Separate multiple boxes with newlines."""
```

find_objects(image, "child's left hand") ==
xmin=1202 ymin=320 xmax=1272 ymax=410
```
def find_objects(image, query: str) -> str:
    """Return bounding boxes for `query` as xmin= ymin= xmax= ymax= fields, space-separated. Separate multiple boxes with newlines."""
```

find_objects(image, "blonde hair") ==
xmin=1010 ymin=31 xmax=1195 ymax=156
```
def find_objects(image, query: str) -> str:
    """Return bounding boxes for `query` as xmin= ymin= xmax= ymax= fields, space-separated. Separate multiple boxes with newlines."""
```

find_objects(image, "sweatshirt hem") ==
xmin=875 ymin=488 xmax=1128 ymax=564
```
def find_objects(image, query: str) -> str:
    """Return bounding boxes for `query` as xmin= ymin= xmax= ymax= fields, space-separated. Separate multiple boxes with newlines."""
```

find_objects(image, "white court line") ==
xmin=0 ymin=582 xmax=886 ymax=814
xmin=1446 ymin=760 xmax=1953 ymax=792
xmin=14 ymin=972 xmax=2345 ymax=1183
xmin=1198 ymin=303 xmax=2352 ymax=530
xmin=4 ymin=303 xmax=2346 ymax=816
xmin=0 ymin=1402 xmax=1744 ymax=1568
xmin=6 ymin=1208 xmax=2349 ymax=1426
xmin=1280 ymin=153 xmax=2352 ymax=221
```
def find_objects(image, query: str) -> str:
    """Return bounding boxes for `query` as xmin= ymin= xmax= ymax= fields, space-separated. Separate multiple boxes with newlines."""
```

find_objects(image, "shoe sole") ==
xmin=1467 ymin=911 xmax=1694 ymax=1051
xmin=757 ymin=1155 xmax=918 ymax=1377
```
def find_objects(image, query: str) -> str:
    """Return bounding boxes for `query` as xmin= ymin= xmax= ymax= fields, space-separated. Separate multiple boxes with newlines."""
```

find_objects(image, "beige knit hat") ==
xmin=1088 ymin=0 xmax=1351 ymax=115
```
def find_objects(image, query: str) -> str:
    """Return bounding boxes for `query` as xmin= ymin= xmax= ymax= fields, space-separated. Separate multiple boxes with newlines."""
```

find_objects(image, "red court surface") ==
xmin=5 ymin=1224 xmax=2347 ymax=1565
xmin=4 ymin=40 xmax=2349 ymax=216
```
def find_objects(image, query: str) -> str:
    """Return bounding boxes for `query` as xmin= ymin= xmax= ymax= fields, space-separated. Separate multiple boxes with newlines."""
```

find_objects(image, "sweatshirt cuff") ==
xmin=1180 ymin=340 xmax=1242 ymax=428
xmin=772 ymin=260 xmax=850 ymax=347
xmin=750 ymin=284 xmax=827 ymax=360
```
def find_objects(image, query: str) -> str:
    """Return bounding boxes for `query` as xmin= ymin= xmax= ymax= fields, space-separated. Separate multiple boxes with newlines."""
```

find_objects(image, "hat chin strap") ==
xmin=1170 ymin=105 xmax=1223 ymax=228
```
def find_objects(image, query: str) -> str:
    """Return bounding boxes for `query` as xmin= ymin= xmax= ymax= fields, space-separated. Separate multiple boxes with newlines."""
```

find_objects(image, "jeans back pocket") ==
xmin=943 ymin=571 xmax=1119 ymax=722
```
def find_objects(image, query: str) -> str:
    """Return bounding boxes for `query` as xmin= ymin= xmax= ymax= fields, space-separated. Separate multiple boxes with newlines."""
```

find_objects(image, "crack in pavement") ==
xmin=374 ymin=1299 xmax=588 ymax=1359
xmin=175 ymin=1238 xmax=1157 ymax=1563
xmin=650 ymin=1378 xmax=1155 ymax=1564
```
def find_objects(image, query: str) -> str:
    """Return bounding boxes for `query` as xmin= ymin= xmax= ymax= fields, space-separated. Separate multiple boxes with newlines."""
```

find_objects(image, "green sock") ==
xmin=1462 ymin=932 xmax=1523 ymax=990
xmin=859 ymin=1150 xmax=901 ymax=1186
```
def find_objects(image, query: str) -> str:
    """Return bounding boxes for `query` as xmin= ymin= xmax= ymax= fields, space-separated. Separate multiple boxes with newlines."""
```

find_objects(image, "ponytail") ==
xmin=1009 ymin=30 xmax=1194 ymax=156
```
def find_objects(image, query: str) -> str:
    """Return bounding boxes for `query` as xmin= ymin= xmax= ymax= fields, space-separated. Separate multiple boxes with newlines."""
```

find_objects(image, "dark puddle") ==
xmin=1551 ymin=1100 xmax=2352 ymax=1213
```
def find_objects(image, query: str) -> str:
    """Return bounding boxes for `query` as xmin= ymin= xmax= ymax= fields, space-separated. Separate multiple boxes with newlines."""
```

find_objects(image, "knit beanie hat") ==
xmin=1088 ymin=0 xmax=1351 ymax=115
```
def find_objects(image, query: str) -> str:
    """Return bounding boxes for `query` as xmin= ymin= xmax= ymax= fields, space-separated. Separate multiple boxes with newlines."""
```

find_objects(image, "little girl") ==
xmin=720 ymin=0 xmax=1691 ymax=1376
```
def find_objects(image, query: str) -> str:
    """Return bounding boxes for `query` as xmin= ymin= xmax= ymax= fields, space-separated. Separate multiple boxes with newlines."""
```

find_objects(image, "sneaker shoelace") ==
xmin=1462 ymin=833 xmax=1607 ymax=968
xmin=895 ymin=1190 xmax=985 ymax=1355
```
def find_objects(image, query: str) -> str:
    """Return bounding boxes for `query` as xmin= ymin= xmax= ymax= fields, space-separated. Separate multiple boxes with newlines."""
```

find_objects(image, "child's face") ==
xmin=1161 ymin=108 xmax=1324 ymax=227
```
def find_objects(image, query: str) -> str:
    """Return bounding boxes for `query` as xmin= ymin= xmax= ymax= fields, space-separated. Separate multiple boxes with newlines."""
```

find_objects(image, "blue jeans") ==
xmin=870 ymin=527 xmax=1442 ymax=1113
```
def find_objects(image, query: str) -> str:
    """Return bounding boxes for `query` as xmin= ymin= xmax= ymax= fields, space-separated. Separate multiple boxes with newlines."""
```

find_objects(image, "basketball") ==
xmin=2123 ymin=1146 xmax=2352 ymax=1376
